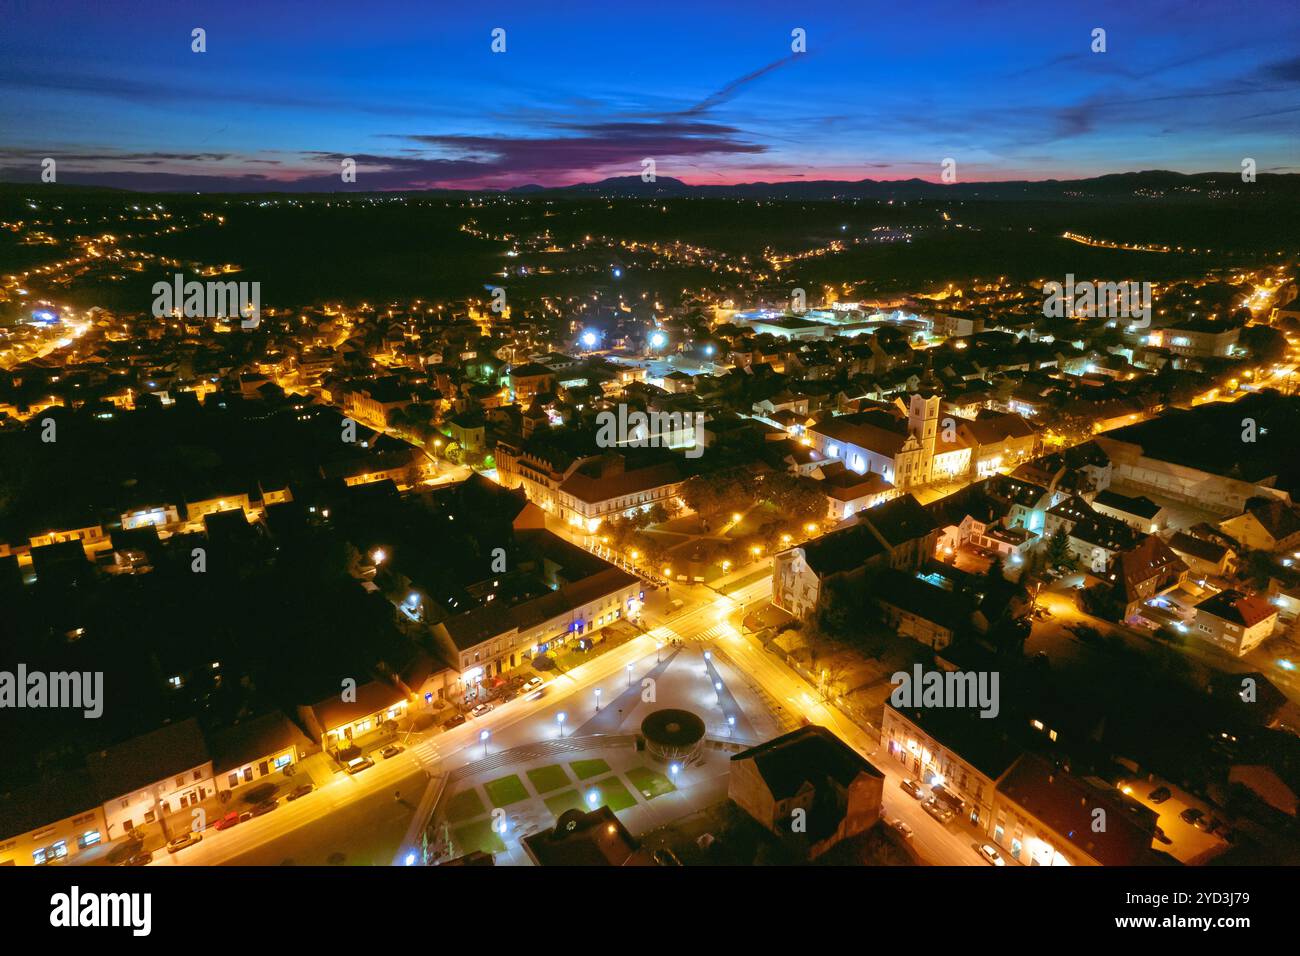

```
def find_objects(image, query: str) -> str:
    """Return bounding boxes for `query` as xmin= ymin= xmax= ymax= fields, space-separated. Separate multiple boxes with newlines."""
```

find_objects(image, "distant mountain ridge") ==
xmin=1 ymin=169 xmax=1296 ymax=200
xmin=505 ymin=170 xmax=1300 ymax=201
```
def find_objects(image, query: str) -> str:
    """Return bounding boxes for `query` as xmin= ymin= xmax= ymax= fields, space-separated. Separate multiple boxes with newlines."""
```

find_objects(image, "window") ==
xmin=77 ymin=831 xmax=101 ymax=849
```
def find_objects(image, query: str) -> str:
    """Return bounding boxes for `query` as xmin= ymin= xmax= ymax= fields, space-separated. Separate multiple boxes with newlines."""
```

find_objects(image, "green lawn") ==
xmin=444 ymin=787 xmax=487 ymax=824
xmin=527 ymin=764 xmax=571 ymax=794
xmin=569 ymin=758 xmax=611 ymax=780
xmin=451 ymin=818 xmax=506 ymax=857
xmin=588 ymin=776 xmax=638 ymax=812
xmin=483 ymin=774 xmax=530 ymax=808
xmin=625 ymin=766 xmax=677 ymax=800
xmin=544 ymin=789 xmax=587 ymax=818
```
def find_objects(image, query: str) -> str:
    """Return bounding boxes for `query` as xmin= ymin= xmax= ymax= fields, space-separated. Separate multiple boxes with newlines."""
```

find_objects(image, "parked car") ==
xmin=1148 ymin=786 xmax=1172 ymax=804
xmin=891 ymin=819 xmax=914 ymax=839
xmin=651 ymin=848 xmax=682 ymax=866
xmin=123 ymin=851 xmax=153 ymax=866
xmin=923 ymin=800 xmax=954 ymax=823
xmin=900 ymin=779 xmax=923 ymax=799
xmin=213 ymin=810 xmax=242 ymax=831
xmin=1194 ymin=815 xmax=1219 ymax=833
xmin=380 ymin=744 xmax=405 ymax=759
xmin=251 ymin=799 xmax=278 ymax=817
xmin=978 ymin=843 xmax=1005 ymax=866
xmin=1180 ymin=807 xmax=1204 ymax=826
xmin=470 ymin=702 xmax=494 ymax=718
xmin=521 ymin=677 xmax=544 ymax=694
xmin=443 ymin=713 xmax=466 ymax=730
xmin=345 ymin=756 xmax=375 ymax=775
xmin=166 ymin=832 xmax=202 ymax=854
xmin=286 ymin=783 xmax=313 ymax=801
xmin=1154 ymin=826 xmax=1172 ymax=845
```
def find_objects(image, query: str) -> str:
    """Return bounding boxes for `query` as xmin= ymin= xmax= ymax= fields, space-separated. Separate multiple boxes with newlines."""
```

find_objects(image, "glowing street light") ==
xmin=371 ymin=548 xmax=386 ymax=565
xmin=627 ymin=663 xmax=634 ymax=687
xmin=556 ymin=712 xmax=567 ymax=738
xmin=581 ymin=330 xmax=599 ymax=349
xmin=649 ymin=330 xmax=668 ymax=349
xmin=727 ymin=714 xmax=736 ymax=737
xmin=479 ymin=728 xmax=490 ymax=758
xmin=595 ymin=687 xmax=603 ymax=711
xmin=586 ymin=788 xmax=601 ymax=807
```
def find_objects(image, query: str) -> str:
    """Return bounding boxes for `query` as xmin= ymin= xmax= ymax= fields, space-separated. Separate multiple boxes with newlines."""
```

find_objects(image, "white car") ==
xmin=470 ymin=702 xmax=494 ymax=718
xmin=521 ymin=677 xmax=544 ymax=694
xmin=890 ymin=819 xmax=913 ymax=839
xmin=978 ymin=843 xmax=1005 ymax=866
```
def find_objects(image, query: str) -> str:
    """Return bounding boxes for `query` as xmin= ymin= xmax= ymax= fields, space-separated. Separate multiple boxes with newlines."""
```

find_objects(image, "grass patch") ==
xmin=483 ymin=774 xmax=529 ymax=808
xmin=444 ymin=787 xmax=486 ymax=824
xmin=587 ymin=776 xmax=638 ymax=812
xmin=526 ymin=764 xmax=570 ymax=794
xmin=625 ymin=766 xmax=677 ymax=800
xmin=544 ymin=789 xmax=587 ymax=818
xmin=569 ymin=758 xmax=611 ymax=780
xmin=451 ymin=818 xmax=506 ymax=857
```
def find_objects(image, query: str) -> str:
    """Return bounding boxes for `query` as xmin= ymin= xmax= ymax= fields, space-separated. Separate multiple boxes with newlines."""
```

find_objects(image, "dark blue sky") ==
xmin=1 ymin=0 xmax=1297 ymax=190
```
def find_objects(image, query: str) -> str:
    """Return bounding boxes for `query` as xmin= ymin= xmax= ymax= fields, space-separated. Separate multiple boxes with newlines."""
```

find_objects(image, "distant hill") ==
xmin=511 ymin=170 xmax=1300 ymax=202
xmin=3 ymin=170 xmax=1296 ymax=202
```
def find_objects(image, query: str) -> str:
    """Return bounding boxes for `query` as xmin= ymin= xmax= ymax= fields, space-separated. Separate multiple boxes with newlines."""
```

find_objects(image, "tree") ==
xmin=1045 ymin=527 xmax=1072 ymax=568
xmin=763 ymin=473 xmax=827 ymax=523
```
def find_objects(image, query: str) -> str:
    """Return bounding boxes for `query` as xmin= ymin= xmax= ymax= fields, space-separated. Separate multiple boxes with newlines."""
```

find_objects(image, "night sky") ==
xmin=1 ymin=0 xmax=1298 ymax=190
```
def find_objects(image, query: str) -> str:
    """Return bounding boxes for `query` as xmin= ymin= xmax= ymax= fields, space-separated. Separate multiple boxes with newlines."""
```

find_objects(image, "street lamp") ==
xmin=595 ymin=687 xmax=602 ymax=711
xmin=586 ymin=788 xmax=601 ymax=807
xmin=669 ymin=763 xmax=680 ymax=787
xmin=627 ymin=663 xmax=633 ymax=687
xmin=479 ymin=728 xmax=490 ymax=758
xmin=727 ymin=714 xmax=735 ymax=737
xmin=556 ymin=712 xmax=567 ymax=738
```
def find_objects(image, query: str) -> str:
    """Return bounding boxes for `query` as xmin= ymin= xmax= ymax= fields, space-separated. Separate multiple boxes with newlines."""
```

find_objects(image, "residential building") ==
xmin=729 ymin=725 xmax=884 ymax=860
xmin=86 ymin=718 xmax=215 ymax=843
xmin=1193 ymin=588 xmax=1279 ymax=657
xmin=773 ymin=493 xmax=938 ymax=618
xmin=1093 ymin=489 xmax=1168 ymax=533
xmin=1219 ymin=498 xmax=1300 ymax=554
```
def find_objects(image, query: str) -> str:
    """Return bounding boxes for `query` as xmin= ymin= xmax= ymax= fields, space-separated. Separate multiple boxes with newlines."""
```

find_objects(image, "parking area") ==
xmin=1118 ymin=778 xmax=1232 ymax=865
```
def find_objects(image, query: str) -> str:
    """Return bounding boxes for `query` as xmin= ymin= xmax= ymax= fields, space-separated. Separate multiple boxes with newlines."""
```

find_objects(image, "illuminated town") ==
xmin=0 ymin=4 xmax=1298 ymax=923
